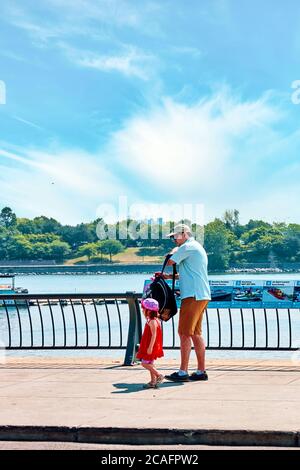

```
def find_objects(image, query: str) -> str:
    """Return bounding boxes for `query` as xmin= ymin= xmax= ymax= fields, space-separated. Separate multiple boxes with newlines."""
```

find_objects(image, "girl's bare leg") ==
xmin=142 ymin=363 xmax=157 ymax=383
xmin=142 ymin=363 xmax=161 ymax=383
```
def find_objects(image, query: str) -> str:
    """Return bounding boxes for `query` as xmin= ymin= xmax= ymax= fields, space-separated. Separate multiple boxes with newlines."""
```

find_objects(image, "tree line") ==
xmin=0 ymin=207 xmax=300 ymax=270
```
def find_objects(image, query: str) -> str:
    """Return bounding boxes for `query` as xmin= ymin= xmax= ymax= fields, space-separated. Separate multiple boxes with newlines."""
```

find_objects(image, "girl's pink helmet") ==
xmin=141 ymin=298 xmax=159 ymax=312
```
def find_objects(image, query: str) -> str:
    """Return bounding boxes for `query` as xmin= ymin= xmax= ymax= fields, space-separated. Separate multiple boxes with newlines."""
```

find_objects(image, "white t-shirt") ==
xmin=171 ymin=237 xmax=211 ymax=301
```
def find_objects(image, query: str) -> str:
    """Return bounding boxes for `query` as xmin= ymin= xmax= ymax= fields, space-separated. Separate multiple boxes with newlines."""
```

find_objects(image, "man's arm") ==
xmin=166 ymin=258 xmax=176 ymax=266
xmin=166 ymin=247 xmax=178 ymax=266
xmin=154 ymin=248 xmax=179 ymax=279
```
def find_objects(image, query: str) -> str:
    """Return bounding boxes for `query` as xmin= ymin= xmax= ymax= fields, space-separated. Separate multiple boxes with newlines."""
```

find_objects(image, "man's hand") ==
xmin=154 ymin=271 xmax=168 ymax=279
xmin=154 ymin=272 xmax=178 ymax=280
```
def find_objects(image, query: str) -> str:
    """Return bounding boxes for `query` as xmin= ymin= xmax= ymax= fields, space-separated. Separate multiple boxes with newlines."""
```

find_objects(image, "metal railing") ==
xmin=0 ymin=293 xmax=299 ymax=365
xmin=161 ymin=306 xmax=299 ymax=351
xmin=0 ymin=292 xmax=141 ymax=366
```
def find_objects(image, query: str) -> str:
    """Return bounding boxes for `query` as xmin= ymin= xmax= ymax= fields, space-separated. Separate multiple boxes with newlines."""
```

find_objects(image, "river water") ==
xmin=2 ymin=273 xmax=300 ymax=362
xmin=14 ymin=272 xmax=300 ymax=294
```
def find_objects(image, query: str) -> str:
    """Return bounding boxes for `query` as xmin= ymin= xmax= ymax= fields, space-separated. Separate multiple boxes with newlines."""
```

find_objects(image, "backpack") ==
xmin=142 ymin=254 xmax=178 ymax=322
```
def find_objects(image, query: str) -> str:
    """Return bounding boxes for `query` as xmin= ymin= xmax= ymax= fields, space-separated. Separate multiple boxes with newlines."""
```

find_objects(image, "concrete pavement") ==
xmin=0 ymin=357 xmax=299 ymax=447
xmin=0 ymin=442 xmax=297 ymax=450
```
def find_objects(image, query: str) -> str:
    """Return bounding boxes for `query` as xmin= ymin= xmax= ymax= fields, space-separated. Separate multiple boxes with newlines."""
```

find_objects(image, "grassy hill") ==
xmin=65 ymin=247 xmax=164 ymax=265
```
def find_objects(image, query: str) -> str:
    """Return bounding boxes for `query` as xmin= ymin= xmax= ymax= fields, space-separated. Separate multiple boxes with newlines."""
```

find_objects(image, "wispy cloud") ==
xmin=44 ymin=0 xmax=145 ymax=29
xmin=2 ymin=1 xmax=159 ymax=80
xmin=1 ymin=88 xmax=300 ymax=224
xmin=12 ymin=115 xmax=44 ymax=131
xmin=0 ymin=145 xmax=133 ymax=224
xmin=105 ymin=89 xmax=300 ymax=222
xmin=110 ymin=90 xmax=279 ymax=188
xmin=2 ymin=0 xmax=164 ymax=43
xmin=61 ymin=43 xmax=156 ymax=80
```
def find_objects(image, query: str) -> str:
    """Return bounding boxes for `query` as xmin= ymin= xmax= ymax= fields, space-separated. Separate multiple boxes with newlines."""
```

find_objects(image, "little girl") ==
xmin=136 ymin=298 xmax=164 ymax=389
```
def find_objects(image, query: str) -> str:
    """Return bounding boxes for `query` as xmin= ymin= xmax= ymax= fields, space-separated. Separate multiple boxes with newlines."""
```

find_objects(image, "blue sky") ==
xmin=0 ymin=0 xmax=300 ymax=225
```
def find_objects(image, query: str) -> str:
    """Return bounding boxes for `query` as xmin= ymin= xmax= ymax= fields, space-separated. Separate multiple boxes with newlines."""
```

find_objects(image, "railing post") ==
xmin=124 ymin=291 xmax=142 ymax=366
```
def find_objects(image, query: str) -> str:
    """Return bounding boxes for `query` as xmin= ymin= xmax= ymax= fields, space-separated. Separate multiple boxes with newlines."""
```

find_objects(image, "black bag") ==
xmin=142 ymin=254 xmax=178 ymax=322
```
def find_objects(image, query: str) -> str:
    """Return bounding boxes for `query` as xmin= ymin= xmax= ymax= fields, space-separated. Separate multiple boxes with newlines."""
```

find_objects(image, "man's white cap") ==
xmin=166 ymin=223 xmax=192 ymax=237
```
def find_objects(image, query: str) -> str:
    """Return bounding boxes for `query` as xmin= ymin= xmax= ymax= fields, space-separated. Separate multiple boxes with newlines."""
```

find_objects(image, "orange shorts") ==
xmin=178 ymin=297 xmax=209 ymax=336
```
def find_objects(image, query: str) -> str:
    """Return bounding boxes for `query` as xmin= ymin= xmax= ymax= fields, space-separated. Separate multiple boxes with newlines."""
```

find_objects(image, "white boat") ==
xmin=0 ymin=275 xmax=28 ymax=307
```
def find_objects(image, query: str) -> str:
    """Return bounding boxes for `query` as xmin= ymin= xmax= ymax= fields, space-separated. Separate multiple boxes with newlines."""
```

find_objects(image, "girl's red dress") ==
xmin=136 ymin=318 xmax=164 ymax=361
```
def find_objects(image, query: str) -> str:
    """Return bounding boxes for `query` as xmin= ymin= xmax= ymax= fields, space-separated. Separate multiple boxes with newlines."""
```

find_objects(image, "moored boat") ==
xmin=0 ymin=275 xmax=28 ymax=306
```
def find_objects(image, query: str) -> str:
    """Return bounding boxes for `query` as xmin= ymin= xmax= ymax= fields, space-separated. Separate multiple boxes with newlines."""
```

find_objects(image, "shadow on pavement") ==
xmin=112 ymin=381 xmax=184 ymax=394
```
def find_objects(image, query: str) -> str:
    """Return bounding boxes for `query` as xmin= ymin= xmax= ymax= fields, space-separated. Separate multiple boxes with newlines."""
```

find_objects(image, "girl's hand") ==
xmin=147 ymin=346 xmax=153 ymax=355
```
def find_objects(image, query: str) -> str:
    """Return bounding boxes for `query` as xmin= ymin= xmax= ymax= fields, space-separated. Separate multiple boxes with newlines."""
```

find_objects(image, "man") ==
xmin=164 ymin=224 xmax=211 ymax=382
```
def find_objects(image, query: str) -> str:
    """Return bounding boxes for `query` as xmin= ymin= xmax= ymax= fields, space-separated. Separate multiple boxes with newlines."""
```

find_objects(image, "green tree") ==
xmin=204 ymin=219 xmax=231 ymax=271
xmin=48 ymin=240 xmax=71 ymax=262
xmin=0 ymin=226 xmax=11 ymax=259
xmin=275 ymin=228 xmax=300 ymax=261
xmin=99 ymin=240 xmax=125 ymax=262
xmin=76 ymin=243 xmax=98 ymax=261
xmin=243 ymin=219 xmax=272 ymax=232
xmin=4 ymin=233 xmax=71 ymax=261
xmin=32 ymin=216 xmax=61 ymax=234
xmin=223 ymin=209 xmax=242 ymax=236
xmin=240 ymin=227 xmax=285 ymax=262
xmin=241 ymin=226 xmax=281 ymax=245
xmin=5 ymin=234 xmax=33 ymax=259
xmin=17 ymin=218 xmax=38 ymax=234
xmin=0 ymin=207 xmax=17 ymax=229
xmin=60 ymin=223 xmax=95 ymax=249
